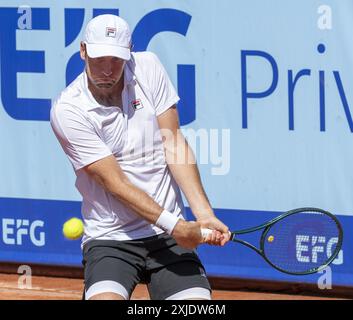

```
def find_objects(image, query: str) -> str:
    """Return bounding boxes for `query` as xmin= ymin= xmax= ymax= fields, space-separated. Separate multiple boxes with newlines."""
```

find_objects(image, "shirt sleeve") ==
xmin=50 ymin=103 xmax=113 ymax=171
xmin=147 ymin=52 xmax=180 ymax=116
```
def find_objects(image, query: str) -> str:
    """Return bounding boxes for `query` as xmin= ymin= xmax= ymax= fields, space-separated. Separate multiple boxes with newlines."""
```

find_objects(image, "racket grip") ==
xmin=201 ymin=228 xmax=232 ymax=242
xmin=201 ymin=228 xmax=213 ymax=241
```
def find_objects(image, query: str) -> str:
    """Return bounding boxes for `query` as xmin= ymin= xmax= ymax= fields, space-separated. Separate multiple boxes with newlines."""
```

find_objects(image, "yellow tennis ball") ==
xmin=268 ymin=235 xmax=274 ymax=243
xmin=63 ymin=218 xmax=84 ymax=240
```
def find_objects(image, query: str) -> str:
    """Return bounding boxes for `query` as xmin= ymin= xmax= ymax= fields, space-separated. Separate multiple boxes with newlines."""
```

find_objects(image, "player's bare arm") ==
xmin=157 ymin=106 xmax=230 ymax=246
xmin=83 ymin=155 xmax=203 ymax=249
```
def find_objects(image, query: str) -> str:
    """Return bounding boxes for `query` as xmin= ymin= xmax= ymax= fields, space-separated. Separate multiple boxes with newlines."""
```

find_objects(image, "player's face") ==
xmin=80 ymin=43 xmax=125 ymax=89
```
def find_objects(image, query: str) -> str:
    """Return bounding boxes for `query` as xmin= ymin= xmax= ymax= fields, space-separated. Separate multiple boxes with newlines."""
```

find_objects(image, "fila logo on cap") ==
xmin=131 ymin=99 xmax=144 ymax=110
xmin=106 ymin=27 xmax=117 ymax=38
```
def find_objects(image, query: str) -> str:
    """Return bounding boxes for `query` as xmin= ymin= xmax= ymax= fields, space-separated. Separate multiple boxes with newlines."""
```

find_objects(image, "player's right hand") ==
xmin=171 ymin=220 xmax=203 ymax=249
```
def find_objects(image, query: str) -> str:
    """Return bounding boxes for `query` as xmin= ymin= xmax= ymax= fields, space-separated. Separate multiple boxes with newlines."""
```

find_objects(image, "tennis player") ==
xmin=50 ymin=14 xmax=230 ymax=300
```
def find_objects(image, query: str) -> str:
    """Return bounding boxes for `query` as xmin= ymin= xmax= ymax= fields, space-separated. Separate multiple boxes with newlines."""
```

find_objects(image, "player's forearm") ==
xmin=102 ymin=176 xmax=186 ymax=236
xmin=85 ymin=155 xmax=182 ymax=235
xmin=101 ymin=175 xmax=163 ymax=223
xmin=164 ymin=135 xmax=215 ymax=219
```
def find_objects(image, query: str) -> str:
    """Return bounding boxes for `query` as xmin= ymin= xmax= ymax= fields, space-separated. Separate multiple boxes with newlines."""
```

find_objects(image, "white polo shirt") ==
xmin=50 ymin=52 xmax=185 ymax=245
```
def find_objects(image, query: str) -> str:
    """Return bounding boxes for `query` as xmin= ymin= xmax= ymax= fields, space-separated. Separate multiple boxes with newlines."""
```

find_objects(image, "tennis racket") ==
xmin=201 ymin=207 xmax=343 ymax=275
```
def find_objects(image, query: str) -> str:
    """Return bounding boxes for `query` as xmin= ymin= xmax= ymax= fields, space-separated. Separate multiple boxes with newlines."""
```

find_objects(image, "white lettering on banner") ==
xmin=311 ymin=236 xmax=325 ymax=263
xmin=296 ymin=235 xmax=343 ymax=264
xmin=30 ymin=220 xmax=45 ymax=246
xmin=296 ymin=235 xmax=310 ymax=262
xmin=317 ymin=5 xmax=332 ymax=30
xmin=16 ymin=219 xmax=29 ymax=245
xmin=327 ymin=237 xmax=343 ymax=265
xmin=2 ymin=219 xmax=45 ymax=247
xmin=2 ymin=219 xmax=15 ymax=245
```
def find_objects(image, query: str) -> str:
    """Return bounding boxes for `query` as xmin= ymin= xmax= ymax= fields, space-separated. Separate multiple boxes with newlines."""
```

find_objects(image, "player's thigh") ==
xmin=82 ymin=241 xmax=143 ymax=300
xmin=147 ymin=261 xmax=212 ymax=300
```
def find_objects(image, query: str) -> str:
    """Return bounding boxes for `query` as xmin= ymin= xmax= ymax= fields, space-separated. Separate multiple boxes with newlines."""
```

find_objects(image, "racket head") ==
xmin=259 ymin=207 xmax=343 ymax=275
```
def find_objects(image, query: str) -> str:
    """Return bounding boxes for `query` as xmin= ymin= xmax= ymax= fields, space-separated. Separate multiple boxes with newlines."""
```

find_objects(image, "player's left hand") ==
xmin=197 ymin=216 xmax=230 ymax=246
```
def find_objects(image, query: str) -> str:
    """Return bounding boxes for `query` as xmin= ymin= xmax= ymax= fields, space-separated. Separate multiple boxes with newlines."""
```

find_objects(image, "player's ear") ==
xmin=80 ymin=42 xmax=86 ymax=60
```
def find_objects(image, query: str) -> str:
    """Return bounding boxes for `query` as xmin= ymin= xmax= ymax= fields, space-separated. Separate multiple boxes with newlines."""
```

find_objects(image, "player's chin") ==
xmin=96 ymin=82 xmax=115 ymax=89
xmin=94 ymin=79 xmax=117 ymax=88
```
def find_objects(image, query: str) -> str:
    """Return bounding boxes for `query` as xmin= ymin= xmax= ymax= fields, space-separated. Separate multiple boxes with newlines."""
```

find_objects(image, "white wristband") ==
xmin=155 ymin=210 xmax=180 ymax=235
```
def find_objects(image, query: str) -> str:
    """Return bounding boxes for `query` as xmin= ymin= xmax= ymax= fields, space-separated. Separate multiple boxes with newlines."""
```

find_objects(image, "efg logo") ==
xmin=0 ymin=7 xmax=195 ymax=125
xmin=1 ymin=218 xmax=45 ymax=247
xmin=296 ymin=234 xmax=343 ymax=265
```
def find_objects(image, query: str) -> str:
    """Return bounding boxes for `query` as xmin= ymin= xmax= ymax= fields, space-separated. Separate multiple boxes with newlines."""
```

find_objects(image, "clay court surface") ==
xmin=0 ymin=273 xmax=342 ymax=300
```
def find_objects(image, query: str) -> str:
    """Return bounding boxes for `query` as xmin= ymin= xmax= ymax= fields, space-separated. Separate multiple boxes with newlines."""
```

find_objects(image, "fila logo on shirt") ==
xmin=106 ymin=27 xmax=116 ymax=38
xmin=131 ymin=99 xmax=144 ymax=110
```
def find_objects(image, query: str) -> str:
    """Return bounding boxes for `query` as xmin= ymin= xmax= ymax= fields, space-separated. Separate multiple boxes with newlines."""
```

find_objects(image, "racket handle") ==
xmin=201 ymin=228 xmax=232 ymax=241
xmin=201 ymin=228 xmax=214 ymax=240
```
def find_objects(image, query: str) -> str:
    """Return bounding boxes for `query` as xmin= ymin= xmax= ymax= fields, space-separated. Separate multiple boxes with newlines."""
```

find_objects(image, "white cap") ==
xmin=83 ymin=15 xmax=131 ymax=60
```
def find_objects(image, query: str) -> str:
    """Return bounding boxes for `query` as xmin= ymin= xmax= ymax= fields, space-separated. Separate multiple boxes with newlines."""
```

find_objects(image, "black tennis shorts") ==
xmin=82 ymin=232 xmax=211 ymax=300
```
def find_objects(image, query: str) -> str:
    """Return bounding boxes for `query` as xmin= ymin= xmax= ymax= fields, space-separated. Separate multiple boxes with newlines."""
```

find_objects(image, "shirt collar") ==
xmin=123 ymin=55 xmax=137 ymax=85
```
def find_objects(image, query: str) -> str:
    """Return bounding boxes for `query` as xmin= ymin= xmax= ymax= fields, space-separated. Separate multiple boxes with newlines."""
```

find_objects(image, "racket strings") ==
xmin=262 ymin=211 xmax=341 ymax=274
